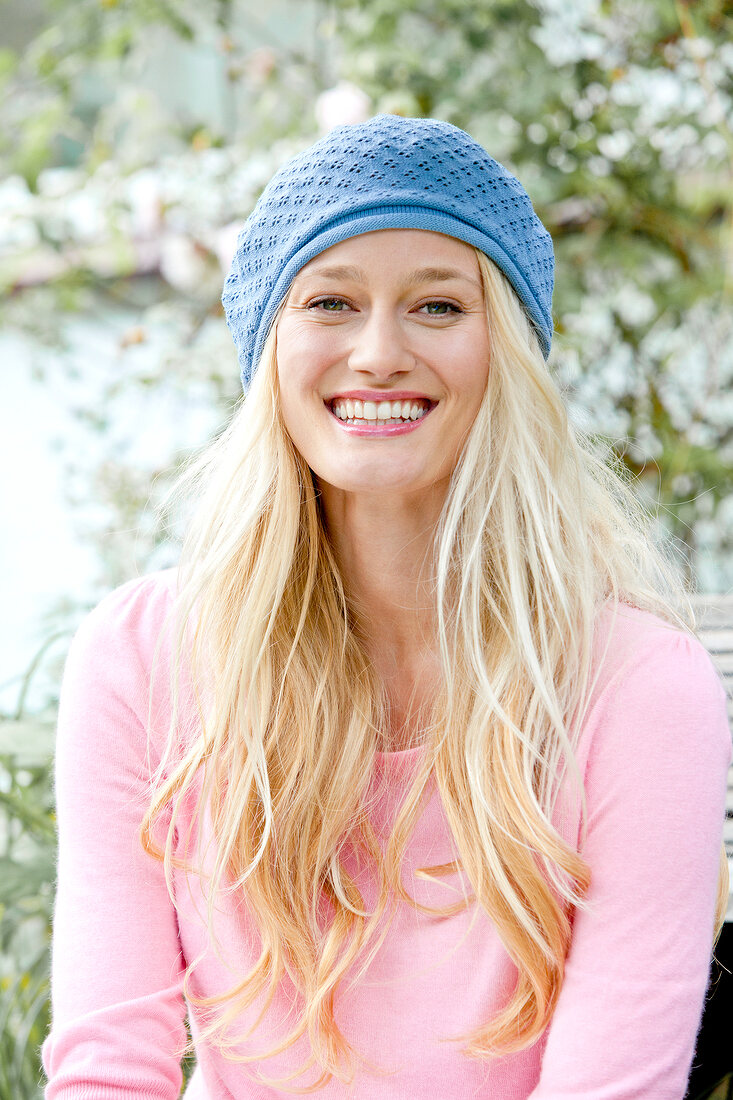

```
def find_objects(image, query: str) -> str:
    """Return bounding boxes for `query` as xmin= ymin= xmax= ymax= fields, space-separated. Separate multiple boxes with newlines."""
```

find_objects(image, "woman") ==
xmin=42 ymin=114 xmax=731 ymax=1098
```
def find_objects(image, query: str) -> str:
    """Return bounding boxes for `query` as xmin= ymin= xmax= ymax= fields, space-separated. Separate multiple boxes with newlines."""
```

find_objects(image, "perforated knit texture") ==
xmin=222 ymin=114 xmax=555 ymax=390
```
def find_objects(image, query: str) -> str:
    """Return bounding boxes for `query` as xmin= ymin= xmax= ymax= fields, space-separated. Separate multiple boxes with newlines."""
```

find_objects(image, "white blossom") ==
xmin=127 ymin=170 xmax=165 ymax=238
xmin=159 ymin=233 xmax=211 ymax=295
xmin=314 ymin=82 xmax=372 ymax=133
xmin=596 ymin=129 xmax=634 ymax=161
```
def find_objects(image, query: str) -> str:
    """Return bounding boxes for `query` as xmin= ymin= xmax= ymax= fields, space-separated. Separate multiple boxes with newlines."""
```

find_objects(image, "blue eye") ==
xmin=420 ymin=301 xmax=461 ymax=315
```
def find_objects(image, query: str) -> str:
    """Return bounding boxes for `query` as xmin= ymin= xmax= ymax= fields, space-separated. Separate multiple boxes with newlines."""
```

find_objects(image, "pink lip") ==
xmin=325 ymin=390 xmax=437 ymax=404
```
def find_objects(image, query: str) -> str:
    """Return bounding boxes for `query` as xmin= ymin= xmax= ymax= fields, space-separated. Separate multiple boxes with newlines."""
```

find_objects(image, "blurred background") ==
xmin=1 ymin=0 xmax=732 ymax=1095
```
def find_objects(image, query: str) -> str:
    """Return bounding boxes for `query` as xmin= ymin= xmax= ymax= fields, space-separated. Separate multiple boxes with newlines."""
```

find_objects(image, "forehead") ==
xmin=292 ymin=228 xmax=481 ymax=283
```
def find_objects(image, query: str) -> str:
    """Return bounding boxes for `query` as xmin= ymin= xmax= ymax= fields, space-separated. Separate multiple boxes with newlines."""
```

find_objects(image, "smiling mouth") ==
xmin=325 ymin=396 xmax=436 ymax=426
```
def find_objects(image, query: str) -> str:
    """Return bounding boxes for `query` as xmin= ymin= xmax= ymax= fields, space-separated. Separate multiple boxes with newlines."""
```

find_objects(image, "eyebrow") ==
xmin=294 ymin=264 xmax=482 ymax=292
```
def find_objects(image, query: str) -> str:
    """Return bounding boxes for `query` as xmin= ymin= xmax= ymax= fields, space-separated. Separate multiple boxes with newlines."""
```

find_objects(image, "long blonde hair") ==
xmin=140 ymin=248 xmax=729 ymax=1090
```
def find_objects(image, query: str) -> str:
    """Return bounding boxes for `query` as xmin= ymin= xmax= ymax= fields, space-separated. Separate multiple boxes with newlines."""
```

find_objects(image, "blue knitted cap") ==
xmin=223 ymin=114 xmax=555 ymax=390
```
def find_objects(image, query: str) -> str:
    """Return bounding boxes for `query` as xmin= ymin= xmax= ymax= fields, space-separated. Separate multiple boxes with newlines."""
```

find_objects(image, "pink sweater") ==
xmin=42 ymin=570 xmax=731 ymax=1099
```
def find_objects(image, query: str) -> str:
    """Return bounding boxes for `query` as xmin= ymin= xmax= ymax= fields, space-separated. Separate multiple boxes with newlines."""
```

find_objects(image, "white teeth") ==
xmin=328 ymin=398 xmax=433 ymax=424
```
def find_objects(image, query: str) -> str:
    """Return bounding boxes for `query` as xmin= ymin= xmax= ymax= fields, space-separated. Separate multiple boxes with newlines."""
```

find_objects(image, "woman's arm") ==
xmin=531 ymin=624 xmax=731 ymax=1099
xmin=42 ymin=574 xmax=189 ymax=1099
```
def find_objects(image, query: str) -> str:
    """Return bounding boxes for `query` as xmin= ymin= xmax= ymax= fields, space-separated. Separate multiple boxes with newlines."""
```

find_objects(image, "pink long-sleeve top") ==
xmin=41 ymin=569 xmax=731 ymax=1099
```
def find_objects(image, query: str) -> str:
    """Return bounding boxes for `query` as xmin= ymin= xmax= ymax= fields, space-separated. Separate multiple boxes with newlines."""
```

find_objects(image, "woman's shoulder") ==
xmin=586 ymin=597 xmax=729 ymax=741
xmin=592 ymin=598 xmax=720 ymax=687
xmin=67 ymin=568 xmax=181 ymax=679
xmin=79 ymin=566 xmax=177 ymax=626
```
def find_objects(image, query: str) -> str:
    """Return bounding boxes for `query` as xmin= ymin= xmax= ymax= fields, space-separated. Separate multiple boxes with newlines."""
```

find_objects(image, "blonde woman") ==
xmin=42 ymin=115 xmax=731 ymax=1099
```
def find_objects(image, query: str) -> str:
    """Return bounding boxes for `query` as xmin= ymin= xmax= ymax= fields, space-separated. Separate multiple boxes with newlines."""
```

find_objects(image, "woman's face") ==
xmin=275 ymin=229 xmax=490 ymax=501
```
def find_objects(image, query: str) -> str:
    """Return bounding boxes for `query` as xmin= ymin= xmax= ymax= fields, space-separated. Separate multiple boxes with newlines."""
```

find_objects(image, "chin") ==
xmin=317 ymin=468 xmax=430 ymax=495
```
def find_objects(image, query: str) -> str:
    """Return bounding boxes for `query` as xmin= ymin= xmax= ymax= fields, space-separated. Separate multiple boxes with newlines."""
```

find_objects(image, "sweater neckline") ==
xmin=373 ymin=742 xmax=427 ymax=773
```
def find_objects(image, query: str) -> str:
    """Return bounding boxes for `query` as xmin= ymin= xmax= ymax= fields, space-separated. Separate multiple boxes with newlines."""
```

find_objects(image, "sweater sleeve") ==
xmin=531 ymin=625 xmax=732 ymax=1100
xmin=41 ymin=575 xmax=189 ymax=1100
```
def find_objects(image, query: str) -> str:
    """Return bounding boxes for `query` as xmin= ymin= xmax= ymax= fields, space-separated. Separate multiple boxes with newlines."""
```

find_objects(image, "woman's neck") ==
xmin=318 ymin=481 xmax=445 ymax=751
xmin=319 ymin=481 xmax=443 ymax=657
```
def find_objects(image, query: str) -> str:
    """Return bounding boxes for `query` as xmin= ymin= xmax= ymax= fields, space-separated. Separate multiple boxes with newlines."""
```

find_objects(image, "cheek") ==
xmin=418 ymin=324 xmax=489 ymax=384
xmin=443 ymin=354 xmax=489 ymax=409
xmin=277 ymin=329 xmax=335 ymax=398
xmin=276 ymin=358 xmax=326 ymax=458
xmin=461 ymin=331 xmax=490 ymax=392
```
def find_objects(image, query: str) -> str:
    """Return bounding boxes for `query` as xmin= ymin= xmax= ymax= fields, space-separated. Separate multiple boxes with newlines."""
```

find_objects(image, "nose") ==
xmin=346 ymin=307 xmax=415 ymax=380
